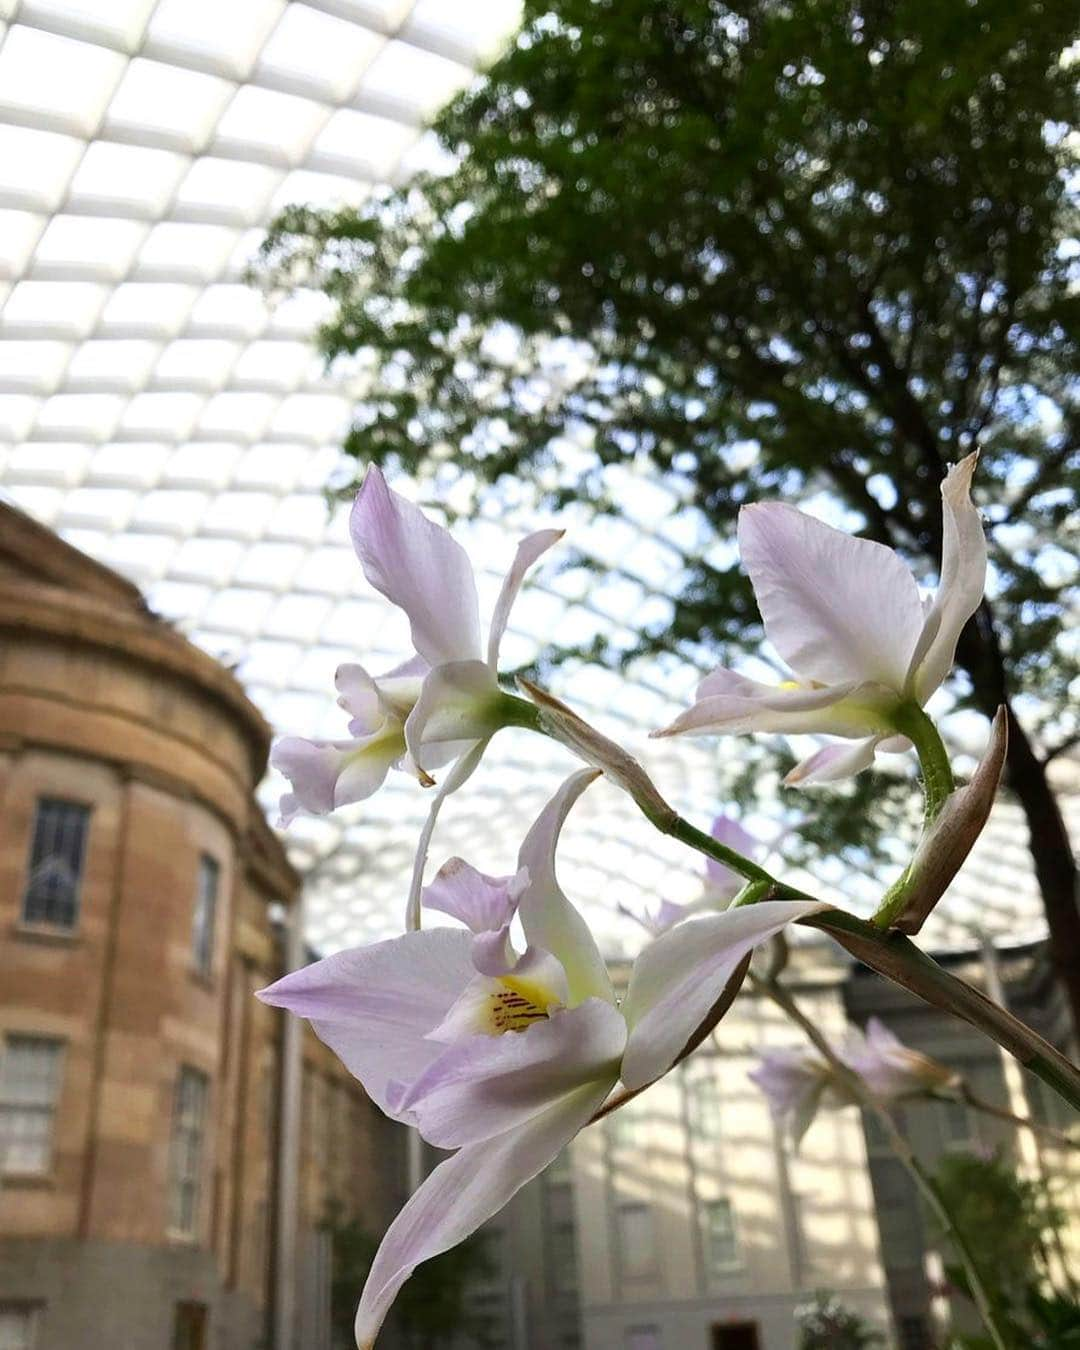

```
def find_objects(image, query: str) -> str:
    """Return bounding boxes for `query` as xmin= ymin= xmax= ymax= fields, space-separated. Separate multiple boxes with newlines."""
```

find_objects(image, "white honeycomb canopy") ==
xmin=0 ymin=0 xmax=1067 ymax=957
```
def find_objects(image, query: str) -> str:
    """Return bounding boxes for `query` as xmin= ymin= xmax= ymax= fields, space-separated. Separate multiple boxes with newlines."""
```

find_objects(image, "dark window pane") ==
xmin=898 ymin=1315 xmax=930 ymax=1350
xmin=172 ymin=1301 xmax=207 ymax=1350
xmin=22 ymin=798 xmax=90 ymax=929
xmin=191 ymin=855 xmax=219 ymax=975
xmin=168 ymin=1067 xmax=209 ymax=1237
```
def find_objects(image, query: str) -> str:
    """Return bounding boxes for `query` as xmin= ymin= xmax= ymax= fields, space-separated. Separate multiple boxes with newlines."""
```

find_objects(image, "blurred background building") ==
xmin=0 ymin=503 xmax=402 ymax=1349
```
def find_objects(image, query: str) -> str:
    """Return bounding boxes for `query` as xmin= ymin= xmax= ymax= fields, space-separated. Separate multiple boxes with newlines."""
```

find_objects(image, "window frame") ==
xmin=702 ymin=1195 xmax=741 ymax=1275
xmin=167 ymin=1065 xmax=210 ymax=1240
xmin=0 ymin=1034 xmax=66 ymax=1179
xmin=20 ymin=796 xmax=92 ymax=931
xmin=0 ymin=1301 xmax=44 ymax=1350
xmin=190 ymin=853 xmax=220 ymax=979
xmin=615 ymin=1200 xmax=659 ymax=1280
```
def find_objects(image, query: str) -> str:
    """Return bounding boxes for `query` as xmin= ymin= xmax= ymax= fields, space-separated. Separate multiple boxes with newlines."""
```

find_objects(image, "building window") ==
xmin=711 ymin=1323 xmax=760 ymax=1350
xmin=625 ymin=1327 xmax=662 ymax=1350
xmin=168 ymin=1067 xmax=209 ymax=1238
xmin=939 ymin=1097 xmax=976 ymax=1147
xmin=688 ymin=1074 xmax=722 ymax=1140
xmin=549 ymin=1218 xmax=579 ymax=1294
xmin=190 ymin=854 xmax=219 ymax=977
xmin=0 ymin=1036 xmax=64 ymax=1176
xmin=704 ymin=1197 xmax=740 ymax=1272
xmin=171 ymin=1301 xmax=207 ymax=1350
xmin=0 ymin=1303 xmax=41 ymax=1350
xmin=21 ymin=798 xmax=90 ymax=929
xmin=616 ymin=1201 xmax=658 ymax=1279
xmin=609 ymin=1103 xmax=645 ymax=1151
xmin=897 ymin=1315 xmax=930 ymax=1350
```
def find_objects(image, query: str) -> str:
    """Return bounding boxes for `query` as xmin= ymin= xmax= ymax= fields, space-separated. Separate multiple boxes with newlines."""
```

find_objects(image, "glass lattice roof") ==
xmin=0 ymin=0 xmax=1071 ymax=958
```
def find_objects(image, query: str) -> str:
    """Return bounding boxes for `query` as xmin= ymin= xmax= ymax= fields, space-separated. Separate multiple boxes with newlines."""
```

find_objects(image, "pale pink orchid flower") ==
xmin=654 ymin=452 xmax=986 ymax=785
xmin=843 ymin=1016 xmax=958 ymax=1100
xmin=258 ymin=770 xmax=825 ymax=1346
xmin=618 ymin=814 xmax=760 ymax=935
xmin=751 ymin=1016 xmax=957 ymax=1144
xmin=271 ymin=464 xmax=562 ymax=826
xmin=749 ymin=1043 xmax=846 ymax=1146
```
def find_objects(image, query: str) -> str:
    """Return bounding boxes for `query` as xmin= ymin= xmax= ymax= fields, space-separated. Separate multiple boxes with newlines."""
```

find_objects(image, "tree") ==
xmin=931 ymin=1148 xmax=1077 ymax=1347
xmin=258 ymin=0 xmax=1080 ymax=1024
xmin=322 ymin=1203 xmax=496 ymax=1349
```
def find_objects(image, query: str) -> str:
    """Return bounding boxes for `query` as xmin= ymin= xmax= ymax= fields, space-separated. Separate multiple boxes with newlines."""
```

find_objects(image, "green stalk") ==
xmin=518 ymin=684 xmax=1080 ymax=1113
xmin=890 ymin=700 xmax=955 ymax=825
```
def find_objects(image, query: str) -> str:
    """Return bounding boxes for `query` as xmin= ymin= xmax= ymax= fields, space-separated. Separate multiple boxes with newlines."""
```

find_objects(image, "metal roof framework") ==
xmin=0 ymin=0 xmax=1065 ymax=957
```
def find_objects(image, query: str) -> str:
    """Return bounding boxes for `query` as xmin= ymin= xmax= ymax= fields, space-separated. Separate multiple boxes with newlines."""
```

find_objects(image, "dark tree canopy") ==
xmin=259 ymin=0 xmax=1080 ymax=1020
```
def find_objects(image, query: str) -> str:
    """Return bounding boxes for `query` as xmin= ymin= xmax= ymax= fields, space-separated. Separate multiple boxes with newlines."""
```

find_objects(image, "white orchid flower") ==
xmin=271 ymin=464 xmax=561 ymax=824
xmin=258 ymin=770 xmax=825 ymax=1346
xmin=655 ymin=453 xmax=986 ymax=785
xmin=618 ymin=814 xmax=760 ymax=935
xmin=751 ymin=1016 xmax=957 ymax=1145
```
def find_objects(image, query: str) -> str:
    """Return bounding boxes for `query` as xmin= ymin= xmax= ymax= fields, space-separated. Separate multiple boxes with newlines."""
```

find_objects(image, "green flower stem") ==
xmin=498 ymin=691 xmax=546 ymax=733
xmin=891 ymin=700 xmax=955 ymax=824
xmin=516 ymin=687 xmax=1080 ymax=1114
xmin=802 ymin=909 xmax=1080 ymax=1114
xmin=728 ymin=878 xmax=774 ymax=909
xmin=756 ymin=973 xmax=1010 ymax=1350
xmin=663 ymin=813 xmax=1080 ymax=1114
xmin=870 ymin=702 xmax=955 ymax=929
xmin=667 ymin=815 xmax=777 ymax=889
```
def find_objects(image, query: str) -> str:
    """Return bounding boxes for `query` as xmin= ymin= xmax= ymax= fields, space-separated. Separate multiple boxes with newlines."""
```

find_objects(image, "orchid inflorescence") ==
xmin=259 ymin=455 xmax=1071 ymax=1348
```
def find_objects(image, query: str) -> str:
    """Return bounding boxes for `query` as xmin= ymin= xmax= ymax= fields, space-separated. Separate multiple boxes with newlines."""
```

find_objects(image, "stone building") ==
xmin=0 ymin=502 xmax=402 ymax=1350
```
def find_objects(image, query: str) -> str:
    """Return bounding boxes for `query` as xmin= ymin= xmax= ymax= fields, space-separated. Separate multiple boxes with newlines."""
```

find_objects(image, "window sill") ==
xmin=10 ymin=922 xmax=82 ymax=946
xmin=166 ymin=1229 xmax=200 ymax=1246
xmin=1 ymin=1171 xmax=55 ymax=1189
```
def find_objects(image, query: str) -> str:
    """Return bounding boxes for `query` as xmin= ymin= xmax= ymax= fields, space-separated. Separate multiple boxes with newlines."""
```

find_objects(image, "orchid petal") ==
xmin=620 ymin=900 xmax=828 ymax=1091
xmin=617 ymin=899 xmax=690 ymax=937
xmin=486 ymin=528 xmax=565 ymax=669
xmin=654 ymin=668 xmax=894 ymax=740
xmin=270 ymin=733 xmax=400 ymax=819
xmin=516 ymin=770 xmax=615 ymax=1006
xmin=705 ymin=815 xmax=758 ymax=895
xmin=256 ymin=929 xmax=474 ymax=1121
xmin=334 ymin=664 xmax=383 ymax=734
xmin=350 ymin=464 xmax=482 ymax=667
xmin=425 ymin=947 xmax=570 ymax=1043
xmin=277 ymin=792 xmax=301 ymax=828
xmin=738 ymin=502 xmax=925 ymax=688
xmin=403 ymin=660 xmax=502 ymax=771
xmin=337 ymin=660 xmax=426 ymax=737
xmin=784 ymin=736 xmax=883 ymax=786
xmin=844 ymin=1017 xmax=955 ymax=1098
xmin=422 ymin=859 xmax=528 ymax=934
xmin=406 ymin=741 xmax=489 ymax=930
xmin=354 ymin=1078 xmax=613 ymax=1350
xmin=909 ymin=453 xmax=987 ymax=701
xmin=397 ymin=997 xmax=626 ymax=1148
xmin=749 ymin=1048 xmax=833 ymax=1145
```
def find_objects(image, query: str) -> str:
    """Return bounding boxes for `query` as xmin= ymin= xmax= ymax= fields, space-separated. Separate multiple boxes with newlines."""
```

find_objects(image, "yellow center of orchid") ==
xmin=485 ymin=973 xmax=561 ymax=1034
